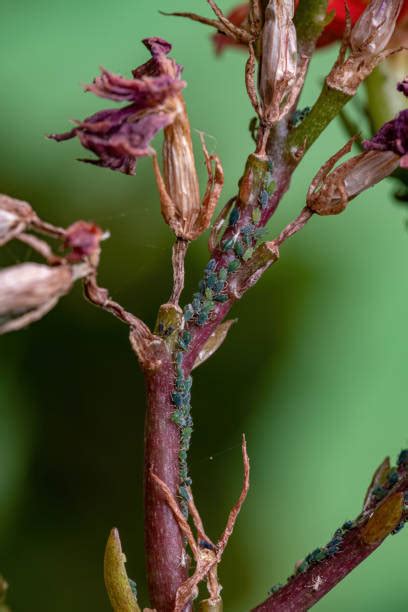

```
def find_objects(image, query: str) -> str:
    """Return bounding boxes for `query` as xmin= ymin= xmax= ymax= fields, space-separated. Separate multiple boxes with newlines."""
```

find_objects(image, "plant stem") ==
xmin=144 ymin=349 xmax=190 ymax=612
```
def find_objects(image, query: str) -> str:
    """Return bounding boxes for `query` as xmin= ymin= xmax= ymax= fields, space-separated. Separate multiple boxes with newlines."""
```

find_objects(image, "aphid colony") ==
xmin=267 ymin=449 xmax=408 ymax=596
xmin=170 ymin=159 xmax=277 ymax=510
xmin=171 ymin=349 xmax=193 ymax=515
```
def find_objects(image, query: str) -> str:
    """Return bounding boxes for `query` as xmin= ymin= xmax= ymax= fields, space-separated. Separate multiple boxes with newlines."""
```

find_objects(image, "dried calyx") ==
xmin=327 ymin=0 xmax=405 ymax=96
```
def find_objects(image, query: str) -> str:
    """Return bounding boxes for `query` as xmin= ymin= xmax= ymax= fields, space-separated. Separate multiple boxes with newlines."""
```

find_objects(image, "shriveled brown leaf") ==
xmin=361 ymin=493 xmax=403 ymax=545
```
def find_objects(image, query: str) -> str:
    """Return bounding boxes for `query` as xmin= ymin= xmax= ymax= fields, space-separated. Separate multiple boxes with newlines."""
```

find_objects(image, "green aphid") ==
xmin=222 ymin=238 xmax=235 ymax=252
xmin=184 ymin=310 xmax=193 ymax=323
xmin=234 ymin=240 xmax=245 ymax=257
xmin=229 ymin=207 xmax=240 ymax=226
xmin=179 ymin=467 xmax=189 ymax=482
xmin=206 ymin=272 xmax=218 ymax=289
xmin=171 ymin=411 xmax=185 ymax=427
xmin=252 ymin=208 xmax=261 ymax=224
xmin=184 ymin=376 xmax=193 ymax=392
xmin=298 ymin=560 xmax=309 ymax=573
xmin=182 ymin=426 xmax=193 ymax=442
xmin=177 ymin=338 xmax=188 ymax=351
xmin=214 ymin=294 xmax=228 ymax=303
xmin=267 ymin=159 xmax=273 ymax=173
xmin=243 ymin=247 xmax=254 ymax=261
xmin=266 ymin=179 xmax=276 ymax=195
xmin=228 ymin=259 xmax=241 ymax=273
xmin=179 ymin=485 xmax=190 ymax=501
xmin=128 ymin=578 xmax=138 ymax=599
xmin=179 ymin=450 xmax=187 ymax=462
xmin=197 ymin=312 xmax=209 ymax=326
xmin=218 ymin=268 xmax=228 ymax=282
xmin=314 ymin=549 xmax=327 ymax=562
xmin=259 ymin=190 xmax=269 ymax=208
xmin=268 ymin=584 xmax=282 ymax=595
xmin=202 ymin=299 xmax=215 ymax=314
xmin=181 ymin=330 xmax=191 ymax=344
xmin=175 ymin=375 xmax=185 ymax=391
xmin=205 ymin=287 xmax=214 ymax=300
xmin=175 ymin=352 xmax=183 ymax=365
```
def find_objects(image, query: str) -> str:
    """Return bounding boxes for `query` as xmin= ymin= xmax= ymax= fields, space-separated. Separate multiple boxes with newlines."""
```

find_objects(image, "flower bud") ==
xmin=0 ymin=262 xmax=89 ymax=334
xmin=259 ymin=0 xmax=298 ymax=123
xmin=350 ymin=0 xmax=404 ymax=55
xmin=0 ymin=194 xmax=35 ymax=246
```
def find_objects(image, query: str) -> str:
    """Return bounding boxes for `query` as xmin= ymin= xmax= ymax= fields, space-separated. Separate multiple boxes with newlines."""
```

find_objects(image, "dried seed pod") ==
xmin=0 ymin=262 xmax=89 ymax=334
xmin=0 ymin=194 xmax=35 ymax=246
xmin=259 ymin=0 xmax=298 ymax=124
xmin=327 ymin=0 xmax=404 ymax=96
xmin=162 ymin=96 xmax=201 ymax=237
xmin=350 ymin=0 xmax=404 ymax=55
xmin=307 ymin=144 xmax=400 ymax=216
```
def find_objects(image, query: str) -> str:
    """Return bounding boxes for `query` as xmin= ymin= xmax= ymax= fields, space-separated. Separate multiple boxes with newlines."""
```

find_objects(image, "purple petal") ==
xmin=363 ymin=109 xmax=408 ymax=158
xmin=397 ymin=78 xmax=408 ymax=97
xmin=50 ymin=37 xmax=185 ymax=174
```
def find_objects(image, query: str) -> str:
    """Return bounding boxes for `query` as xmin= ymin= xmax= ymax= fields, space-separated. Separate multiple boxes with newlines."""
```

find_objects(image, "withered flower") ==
xmin=0 ymin=262 xmax=90 ymax=334
xmin=64 ymin=221 xmax=104 ymax=262
xmin=307 ymin=139 xmax=401 ymax=215
xmin=49 ymin=38 xmax=186 ymax=174
xmin=327 ymin=0 xmax=404 ymax=96
xmin=0 ymin=194 xmax=35 ymax=246
xmin=363 ymin=108 xmax=408 ymax=168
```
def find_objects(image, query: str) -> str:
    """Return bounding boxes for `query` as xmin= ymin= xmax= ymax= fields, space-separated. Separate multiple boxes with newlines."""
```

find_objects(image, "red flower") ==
xmin=212 ymin=0 xmax=408 ymax=53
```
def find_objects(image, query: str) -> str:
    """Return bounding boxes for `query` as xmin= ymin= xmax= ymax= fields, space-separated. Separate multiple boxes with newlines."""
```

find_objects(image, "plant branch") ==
xmin=251 ymin=453 xmax=408 ymax=611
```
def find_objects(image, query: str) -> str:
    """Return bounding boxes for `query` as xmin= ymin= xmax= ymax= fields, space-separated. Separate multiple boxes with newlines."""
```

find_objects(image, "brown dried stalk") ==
xmin=151 ymin=435 xmax=250 ymax=612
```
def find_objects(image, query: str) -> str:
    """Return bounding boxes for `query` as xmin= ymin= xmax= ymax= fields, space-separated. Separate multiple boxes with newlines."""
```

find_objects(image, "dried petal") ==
xmin=363 ymin=109 xmax=408 ymax=159
xmin=0 ymin=194 xmax=35 ymax=246
xmin=350 ymin=0 xmax=404 ymax=55
xmin=397 ymin=77 xmax=408 ymax=96
xmin=49 ymin=38 xmax=186 ymax=175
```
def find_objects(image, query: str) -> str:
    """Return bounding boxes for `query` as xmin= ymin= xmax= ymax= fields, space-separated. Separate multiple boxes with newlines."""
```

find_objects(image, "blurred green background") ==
xmin=1 ymin=1 xmax=408 ymax=610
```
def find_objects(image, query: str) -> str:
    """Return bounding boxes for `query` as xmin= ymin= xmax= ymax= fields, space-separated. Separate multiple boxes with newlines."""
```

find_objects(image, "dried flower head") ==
xmin=0 ymin=262 xmax=89 ymax=334
xmin=363 ymin=108 xmax=408 ymax=168
xmin=0 ymin=194 xmax=35 ymax=246
xmin=65 ymin=221 xmax=104 ymax=262
xmin=307 ymin=139 xmax=401 ymax=215
xmin=49 ymin=38 xmax=186 ymax=174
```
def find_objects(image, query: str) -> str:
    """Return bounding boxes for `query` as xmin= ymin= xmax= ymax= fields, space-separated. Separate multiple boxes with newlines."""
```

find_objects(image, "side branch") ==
xmin=251 ymin=453 xmax=408 ymax=611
